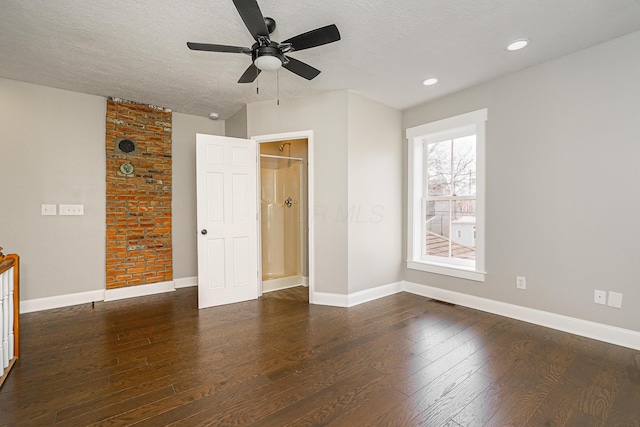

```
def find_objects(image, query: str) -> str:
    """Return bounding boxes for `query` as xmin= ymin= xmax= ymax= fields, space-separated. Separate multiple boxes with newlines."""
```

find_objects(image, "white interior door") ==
xmin=196 ymin=133 xmax=258 ymax=309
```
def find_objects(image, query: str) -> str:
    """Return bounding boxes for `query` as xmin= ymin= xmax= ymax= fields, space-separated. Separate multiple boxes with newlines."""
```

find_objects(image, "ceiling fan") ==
xmin=187 ymin=0 xmax=341 ymax=83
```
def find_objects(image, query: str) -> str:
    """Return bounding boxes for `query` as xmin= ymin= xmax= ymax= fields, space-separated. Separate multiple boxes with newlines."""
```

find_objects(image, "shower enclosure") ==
xmin=260 ymin=154 xmax=303 ymax=291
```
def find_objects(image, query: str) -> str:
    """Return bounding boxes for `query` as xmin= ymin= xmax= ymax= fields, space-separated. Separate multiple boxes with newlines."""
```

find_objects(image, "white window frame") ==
xmin=406 ymin=109 xmax=487 ymax=282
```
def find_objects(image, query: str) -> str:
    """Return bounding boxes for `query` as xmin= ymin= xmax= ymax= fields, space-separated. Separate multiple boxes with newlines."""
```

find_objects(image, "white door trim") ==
xmin=252 ymin=130 xmax=315 ymax=303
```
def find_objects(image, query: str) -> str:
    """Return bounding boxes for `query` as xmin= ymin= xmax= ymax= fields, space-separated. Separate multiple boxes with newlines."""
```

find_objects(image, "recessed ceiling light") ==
xmin=506 ymin=39 xmax=529 ymax=51
xmin=422 ymin=78 xmax=438 ymax=86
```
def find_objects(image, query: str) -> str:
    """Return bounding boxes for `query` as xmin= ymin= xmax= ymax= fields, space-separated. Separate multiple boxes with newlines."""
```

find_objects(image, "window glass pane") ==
xmin=451 ymin=200 xmax=476 ymax=260
xmin=426 ymin=140 xmax=451 ymax=197
xmin=424 ymin=200 xmax=450 ymax=258
xmin=452 ymin=135 xmax=476 ymax=196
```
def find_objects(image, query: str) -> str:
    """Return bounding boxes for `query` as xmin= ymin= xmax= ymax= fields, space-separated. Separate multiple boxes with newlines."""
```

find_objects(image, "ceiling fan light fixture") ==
xmin=254 ymin=55 xmax=282 ymax=71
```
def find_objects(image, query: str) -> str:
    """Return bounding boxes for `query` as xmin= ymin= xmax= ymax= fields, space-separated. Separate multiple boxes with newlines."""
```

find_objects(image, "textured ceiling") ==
xmin=1 ymin=0 xmax=640 ymax=119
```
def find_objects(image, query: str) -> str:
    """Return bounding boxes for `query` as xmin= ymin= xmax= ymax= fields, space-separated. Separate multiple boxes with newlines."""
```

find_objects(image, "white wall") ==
xmin=247 ymin=90 xmax=350 ymax=295
xmin=347 ymin=92 xmax=403 ymax=293
xmin=0 ymin=78 xmax=227 ymax=301
xmin=225 ymin=105 xmax=247 ymax=139
xmin=172 ymin=112 xmax=224 ymax=279
xmin=0 ymin=79 xmax=106 ymax=300
xmin=247 ymin=90 xmax=404 ymax=296
xmin=403 ymin=31 xmax=640 ymax=331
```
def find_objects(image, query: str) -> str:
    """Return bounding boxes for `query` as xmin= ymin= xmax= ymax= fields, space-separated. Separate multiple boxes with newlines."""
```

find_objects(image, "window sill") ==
xmin=406 ymin=260 xmax=486 ymax=282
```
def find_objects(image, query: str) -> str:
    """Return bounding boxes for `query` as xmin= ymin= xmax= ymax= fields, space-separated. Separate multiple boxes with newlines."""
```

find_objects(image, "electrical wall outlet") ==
xmin=594 ymin=290 xmax=607 ymax=305
xmin=59 ymin=204 xmax=84 ymax=216
xmin=41 ymin=204 xmax=57 ymax=216
xmin=516 ymin=276 xmax=526 ymax=290
xmin=608 ymin=291 xmax=623 ymax=309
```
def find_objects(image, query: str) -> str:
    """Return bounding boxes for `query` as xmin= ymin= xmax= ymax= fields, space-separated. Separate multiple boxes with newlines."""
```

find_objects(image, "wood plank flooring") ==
xmin=1 ymin=286 xmax=639 ymax=426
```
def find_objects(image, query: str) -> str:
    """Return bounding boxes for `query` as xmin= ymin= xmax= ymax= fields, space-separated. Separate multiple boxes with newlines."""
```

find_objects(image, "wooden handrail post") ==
xmin=0 ymin=247 xmax=19 ymax=387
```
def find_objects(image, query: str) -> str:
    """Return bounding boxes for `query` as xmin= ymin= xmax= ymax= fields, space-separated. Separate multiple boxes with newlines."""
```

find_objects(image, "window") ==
xmin=406 ymin=109 xmax=487 ymax=281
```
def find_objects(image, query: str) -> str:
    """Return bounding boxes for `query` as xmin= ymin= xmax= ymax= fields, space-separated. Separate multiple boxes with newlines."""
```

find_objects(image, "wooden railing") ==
xmin=0 ymin=247 xmax=19 ymax=388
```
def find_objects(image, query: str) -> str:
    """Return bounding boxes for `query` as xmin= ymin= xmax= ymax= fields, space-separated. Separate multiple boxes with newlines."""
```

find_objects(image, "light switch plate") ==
xmin=59 ymin=204 xmax=84 ymax=216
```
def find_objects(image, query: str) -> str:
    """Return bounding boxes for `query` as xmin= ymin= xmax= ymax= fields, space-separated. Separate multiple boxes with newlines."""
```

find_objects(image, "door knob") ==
xmin=201 ymin=229 xmax=208 ymax=235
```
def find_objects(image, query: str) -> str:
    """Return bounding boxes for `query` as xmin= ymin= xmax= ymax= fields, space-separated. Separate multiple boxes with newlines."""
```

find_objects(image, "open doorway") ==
xmin=254 ymin=131 xmax=313 ymax=302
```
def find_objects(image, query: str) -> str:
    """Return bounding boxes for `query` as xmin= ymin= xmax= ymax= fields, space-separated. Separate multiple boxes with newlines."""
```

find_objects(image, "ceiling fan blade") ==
xmin=238 ymin=63 xmax=261 ymax=83
xmin=187 ymin=42 xmax=251 ymax=54
xmin=282 ymin=24 xmax=341 ymax=52
xmin=232 ymin=0 xmax=269 ymax=41
xmin=283 ymin=56 xmax=321 ymax=80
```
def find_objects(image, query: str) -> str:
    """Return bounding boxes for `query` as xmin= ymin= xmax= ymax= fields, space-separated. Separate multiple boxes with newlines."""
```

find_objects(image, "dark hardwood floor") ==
xmin=1 ymin=286 xmax=639 ymax=426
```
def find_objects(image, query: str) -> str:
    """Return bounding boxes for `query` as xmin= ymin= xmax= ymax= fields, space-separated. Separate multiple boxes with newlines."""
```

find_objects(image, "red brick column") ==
xmin=105 ymin=98 xmax=172 ymax=289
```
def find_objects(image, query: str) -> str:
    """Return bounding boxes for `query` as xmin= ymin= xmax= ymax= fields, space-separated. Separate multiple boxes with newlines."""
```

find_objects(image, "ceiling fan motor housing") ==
xmin=264 ymin=17 xmax=276 ymax=34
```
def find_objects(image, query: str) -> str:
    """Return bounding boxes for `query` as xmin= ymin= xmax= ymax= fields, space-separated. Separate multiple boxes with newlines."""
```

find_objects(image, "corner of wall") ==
xmin=225 ymin=105 xmax=248 ymax=139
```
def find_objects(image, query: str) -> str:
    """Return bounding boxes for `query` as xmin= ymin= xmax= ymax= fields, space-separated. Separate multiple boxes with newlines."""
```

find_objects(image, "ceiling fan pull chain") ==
xmin=277 ymin=69 xmax=280 ymax=106
xmin=256 ymin=74 xmax=259 ymax=95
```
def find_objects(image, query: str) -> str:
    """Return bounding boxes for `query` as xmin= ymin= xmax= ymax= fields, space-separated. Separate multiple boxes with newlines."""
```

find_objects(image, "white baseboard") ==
xmin=104 ymin=280 xmax=175 ymax=302
xmin=262 ymin=283 xmax=303 ymax=293
xmin=174 ymin=276 xmax=198 ymax=289
xmin=311 ymin=281 xmax=403 ymax=308
xmin=20 ymin=276 xmax=640 ymax=350
xmin=348 ymin=282 xmax=404 ymax=307
xmin=262 ymin=275 xmax=302 ymax=293
xmin=21 ymin=278 xmax=189 ymax=313
xmin=181 ymin=276 xmax=301 ymax=290
xmin=311 ymin=291 xmax=349 ymax=307
xmin=21 ymin=289 xmax=105 ymax=314
xmin=402 ymin=281 xmax=640 ymax=351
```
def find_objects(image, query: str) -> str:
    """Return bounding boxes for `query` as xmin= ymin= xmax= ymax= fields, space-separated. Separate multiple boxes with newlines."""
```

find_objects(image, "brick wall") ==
xmin=105 ymin=98 xmax=172 ymax=289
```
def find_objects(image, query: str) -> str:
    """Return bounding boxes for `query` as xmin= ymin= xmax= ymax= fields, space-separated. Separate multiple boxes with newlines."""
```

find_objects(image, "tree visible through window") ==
xmin=424 ymin=135 xmax=476 ymax=261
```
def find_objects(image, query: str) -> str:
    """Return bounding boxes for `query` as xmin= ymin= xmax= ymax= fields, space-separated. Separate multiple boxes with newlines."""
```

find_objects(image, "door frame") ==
xmin=252 ymin=130 xmax=315 ymax=303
